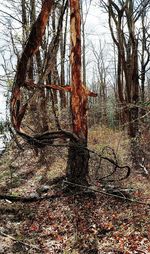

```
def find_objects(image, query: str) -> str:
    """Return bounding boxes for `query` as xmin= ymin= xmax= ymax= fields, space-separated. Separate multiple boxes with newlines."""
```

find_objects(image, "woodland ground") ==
xmin=0 ymin=126 xmax=149 ymax=254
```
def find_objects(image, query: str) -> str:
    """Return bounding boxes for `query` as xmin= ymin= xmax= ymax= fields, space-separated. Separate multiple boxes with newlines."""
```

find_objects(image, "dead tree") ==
xmin=10 ymin=0 xmax=97 ymax=185
xmin=66 ymin=0 xmax=89 ymax=184
xmin=11 ymin=0 xmax=54 ymax=131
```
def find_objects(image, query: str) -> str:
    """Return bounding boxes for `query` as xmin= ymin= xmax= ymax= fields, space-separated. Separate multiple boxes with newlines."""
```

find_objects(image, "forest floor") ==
xmin=0 ymin=126 xmax=150 ymax=254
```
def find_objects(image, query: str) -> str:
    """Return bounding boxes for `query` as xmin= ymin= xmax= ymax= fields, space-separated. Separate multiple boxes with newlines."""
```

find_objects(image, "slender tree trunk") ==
xmin=141 ymin=18 xmax=145 ymax=104
xmin=140 ymin=9 xmax=148 ymax=118
xmin=60 ymin=6 xmax=68 ymax=108
xmin=60 ymin=29 xmax=67 ymax=108
xmin=126 ymin=39 xmax=139 ymax=138
xmin=81 ymin=1 xmax=86 ymax=86
xmin=51 ymin=6 xmax=58 ymax=105
xmin=28 ymin=0 xmax=36 ymax=80
xmin=21 ymin=0 xmax=28 ymax=47
xmin=108 ymin=0 xmax=139 ymax=137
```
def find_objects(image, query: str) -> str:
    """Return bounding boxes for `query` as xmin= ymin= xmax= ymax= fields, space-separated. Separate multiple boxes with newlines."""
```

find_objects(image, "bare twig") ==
xmin=0 ymin=10 xmax=23 ymax=24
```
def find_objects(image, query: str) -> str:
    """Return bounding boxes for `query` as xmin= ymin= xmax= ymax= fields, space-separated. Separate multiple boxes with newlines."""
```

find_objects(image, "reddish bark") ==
xmin=66 ymin=0 xmax=97 ymax=185
xmin=45 ymin=83 xmax=97 ymax=97
xmin=11 ymin=0 xmax=54 ymax=131
xmin=70 ymin=0 xmax=88 ymax=140
xmin=10 ymin=0 xmax=96 ymax=185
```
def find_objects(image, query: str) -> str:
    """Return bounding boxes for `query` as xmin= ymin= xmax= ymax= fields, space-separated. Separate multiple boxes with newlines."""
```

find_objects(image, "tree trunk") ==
xmin=21 ymin=0 xmax=28 ymax=47
xmin=108 ymin=0 xmax=140 ymax=138
xmin=60 ymin=5 xmax=68 ymax=109
xmin=11 ymin=0 xmax=54 ymax=131
xmin=60 ymin=30 xmax=67 ymax=108
xmin=81 ymin=1 xmax=86 ymax=86
xmin=67 ymin=140 xmax=89 ymax=185
xmin=66 ymin=0 xmax=89 ymax=185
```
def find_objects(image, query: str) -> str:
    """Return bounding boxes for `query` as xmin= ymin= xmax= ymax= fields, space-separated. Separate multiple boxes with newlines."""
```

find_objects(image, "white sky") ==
xmin=85 ymin=2 xmax=113 ymax=84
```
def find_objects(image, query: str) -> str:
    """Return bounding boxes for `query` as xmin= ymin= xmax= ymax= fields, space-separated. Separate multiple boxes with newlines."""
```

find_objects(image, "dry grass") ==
xmin=0 ymin=125 xmax=148 ymax=193
xmin=0 ymin=126 xmax=150 ymax=253
xmin=89 ymin=125 xmax=130 ymax=161
xmin=88 ymin=126 xmax=131 ymax=184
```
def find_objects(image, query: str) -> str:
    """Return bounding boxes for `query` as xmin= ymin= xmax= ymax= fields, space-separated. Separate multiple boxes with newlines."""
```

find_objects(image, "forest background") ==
xmin=0 ymin=0 xmax=150 ymax=253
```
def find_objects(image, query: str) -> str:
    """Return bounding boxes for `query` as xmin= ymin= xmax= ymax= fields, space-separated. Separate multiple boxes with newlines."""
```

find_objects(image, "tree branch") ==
xmin=63 ymin=181 xmax=150 ymax=206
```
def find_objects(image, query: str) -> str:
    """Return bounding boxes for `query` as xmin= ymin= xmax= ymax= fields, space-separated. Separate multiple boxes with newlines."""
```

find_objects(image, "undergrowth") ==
xmin=0 ymin=126 xmax=149 ymax=253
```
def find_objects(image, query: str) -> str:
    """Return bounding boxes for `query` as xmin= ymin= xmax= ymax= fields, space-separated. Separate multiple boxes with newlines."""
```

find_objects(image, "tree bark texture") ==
xmin=10 ymin=0 xmax=96 ymax=185
xmin=11 ymin=0 xmax=54 ymax=131
xmin=66 ymin=0 xmax=89 ymax=184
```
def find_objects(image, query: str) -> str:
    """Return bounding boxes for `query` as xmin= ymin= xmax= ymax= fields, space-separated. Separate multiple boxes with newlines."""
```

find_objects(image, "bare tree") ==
xmin=10 ymin=0 xmax=97 ymax=185
xmin=139 ymin=4 xmax=150 ymax=103
xmin=105 ymin=0 xmax=148 ymax=137
xmin=91 ymin=40 xmax=108 ymax=124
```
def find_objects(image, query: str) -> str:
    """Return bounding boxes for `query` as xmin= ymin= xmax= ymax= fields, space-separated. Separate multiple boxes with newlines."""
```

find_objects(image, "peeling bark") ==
xmin=10 ymin=0 xmax=97 ymax=185
xmin=66 ymin=0 xmax=90 ymax=185
xmin=11 ymin=0 xmax=54 ymax=131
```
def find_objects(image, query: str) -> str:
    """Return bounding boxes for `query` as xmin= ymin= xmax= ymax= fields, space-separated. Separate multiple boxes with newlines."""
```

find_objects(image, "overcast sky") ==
xmin=84 ymin=1 xmax=113 ymax=83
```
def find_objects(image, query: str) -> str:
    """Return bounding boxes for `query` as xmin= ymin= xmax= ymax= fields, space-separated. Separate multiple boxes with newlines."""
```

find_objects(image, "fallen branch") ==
xmin=0 ymin=231 xmax=40 ymax=251
xmin=0 ymin=193 xmax=61 ymax=203
xmin=0 ymin=180 xmax=149 ymax=206
xmin=63 ymin=180 xmax=150 ymax=206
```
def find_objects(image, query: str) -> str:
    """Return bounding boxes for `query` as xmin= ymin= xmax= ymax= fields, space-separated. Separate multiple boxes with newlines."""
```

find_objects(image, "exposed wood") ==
xmin=66 ymin=0 xmax=95 ymax=185
xmin=21 ymin=80 xmax=97 ymax=96
xmin=10 ymin=0 xmax=97 ymax=186
xmin=70 ymin=0 xmax=86 ymax=139
xmin=11 ymin=0 xmax=54 ymax=131
xmin=81 ymin=0 xmax=86 ymax=86
xmin=45 ymin=83 xmax=97 ymax=97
